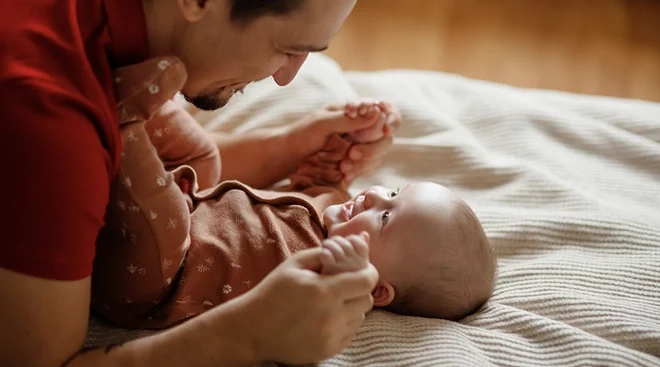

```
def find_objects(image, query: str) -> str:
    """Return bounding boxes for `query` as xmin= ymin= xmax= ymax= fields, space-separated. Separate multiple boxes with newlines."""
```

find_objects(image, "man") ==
xmin=0 ymin=0 xmax=391 ymax=365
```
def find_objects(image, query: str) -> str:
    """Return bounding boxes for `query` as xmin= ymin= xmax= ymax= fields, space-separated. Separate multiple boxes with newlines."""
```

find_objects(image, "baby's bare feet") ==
xmin=320 ymin=232 xmax=370 ymax=275
xmin=333 ymin=99 xmax=400 ymax=143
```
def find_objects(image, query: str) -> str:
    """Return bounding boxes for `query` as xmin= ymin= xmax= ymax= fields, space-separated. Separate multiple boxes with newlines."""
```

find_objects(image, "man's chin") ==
xmin=183 ymin=93 xmax=231 ymax=111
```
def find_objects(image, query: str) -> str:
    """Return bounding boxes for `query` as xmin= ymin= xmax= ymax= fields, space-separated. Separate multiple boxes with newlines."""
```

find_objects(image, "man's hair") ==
xmin=229 ymin=0 xmax=304 ymax=23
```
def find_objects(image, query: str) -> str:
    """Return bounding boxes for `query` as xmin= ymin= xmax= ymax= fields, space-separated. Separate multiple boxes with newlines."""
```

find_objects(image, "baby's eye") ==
xmin=381 ymin=211 xmax=391 ymax=225
xmin=389 ymin=188 xmax=401 ymax=198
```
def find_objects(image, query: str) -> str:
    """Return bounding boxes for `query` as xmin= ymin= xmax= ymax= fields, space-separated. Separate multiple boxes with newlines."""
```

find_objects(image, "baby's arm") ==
xmin=320 ymin=232 xmax=370 ymax=275
xmin=113 ymin=58 xmax=221 ymax=191
xmin=146 ymin=101 xmax=222 ymax=190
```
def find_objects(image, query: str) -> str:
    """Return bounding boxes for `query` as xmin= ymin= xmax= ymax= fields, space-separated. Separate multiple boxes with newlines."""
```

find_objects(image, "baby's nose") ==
xmin=364 ymin=189 xmax=382 ymax=209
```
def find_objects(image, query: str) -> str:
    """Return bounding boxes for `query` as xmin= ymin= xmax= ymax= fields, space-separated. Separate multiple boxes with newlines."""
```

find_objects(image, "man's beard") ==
xmin=183 ymin=86 xmax=245 ymax=111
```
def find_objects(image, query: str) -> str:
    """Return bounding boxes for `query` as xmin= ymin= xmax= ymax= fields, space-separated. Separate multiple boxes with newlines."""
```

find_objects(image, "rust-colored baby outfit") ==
xmin=92 ymin=57 xmax=350 ymax=329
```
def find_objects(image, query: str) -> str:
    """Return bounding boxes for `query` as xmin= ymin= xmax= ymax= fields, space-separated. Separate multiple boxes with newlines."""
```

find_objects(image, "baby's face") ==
xmin=323 ymin=182 xmax=456 ymax=278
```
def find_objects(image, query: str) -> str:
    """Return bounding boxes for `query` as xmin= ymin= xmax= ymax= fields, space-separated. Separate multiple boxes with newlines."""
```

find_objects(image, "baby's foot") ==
xmin=329 ymin=100 xmax=399 ymax=143
xmin=320 ymin=232 xmax=370 ymax=275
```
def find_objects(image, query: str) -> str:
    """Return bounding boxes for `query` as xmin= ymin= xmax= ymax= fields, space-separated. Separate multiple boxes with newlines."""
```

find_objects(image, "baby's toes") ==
xmin=357 ymin=101 xmax=382 ymax=118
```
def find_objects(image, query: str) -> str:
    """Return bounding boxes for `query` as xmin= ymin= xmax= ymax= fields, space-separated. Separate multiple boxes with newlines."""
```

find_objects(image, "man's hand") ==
xmin=285 ymin=106 xmax=381 ymax=161
xmin=339 ymin=100 xmax=401 ymax=181
xmin=288 ymin=134 xmax=352 ymax=191
xmin=340 ymin=136 xmax=393 ymax=182
xmin=290 ymin=99 xmax=401 ymax=183
xmin=0 ymin=250 xmax=377 ymax=367
xmin=234 ymin=247 xmax=378 ymax=364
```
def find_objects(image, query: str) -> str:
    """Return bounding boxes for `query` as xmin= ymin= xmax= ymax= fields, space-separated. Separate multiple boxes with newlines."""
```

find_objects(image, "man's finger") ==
xmin=344 ymin=295 xmax=373 ymax=322
xmin=340 ymin=158 xmax=383 ymax=178
xmin=298 ymin=163 xmax=344 ymax=184
xmin=348 ymin=136 xmax=393 ymax=161
xmin=340 ymin=156 xmax=384 ymax=176
xmin=344 ymin=312 xmax=367 ymax=331
xmin=289 ymin=247 xmax=326 ymax=272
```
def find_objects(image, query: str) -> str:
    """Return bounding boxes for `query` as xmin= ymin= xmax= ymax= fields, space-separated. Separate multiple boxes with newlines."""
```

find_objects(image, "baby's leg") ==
xmin=320 ymin=232 xmax=370 ymax=275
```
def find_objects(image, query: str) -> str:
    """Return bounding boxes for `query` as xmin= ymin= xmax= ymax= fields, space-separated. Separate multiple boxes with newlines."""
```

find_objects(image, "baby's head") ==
xmin=323 ymin=182 xmax=496 ymax=320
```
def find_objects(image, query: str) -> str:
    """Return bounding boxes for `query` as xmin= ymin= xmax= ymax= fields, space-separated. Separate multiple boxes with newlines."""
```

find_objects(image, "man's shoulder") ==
xmin=0 ymin=0 xmax=110 ymax=101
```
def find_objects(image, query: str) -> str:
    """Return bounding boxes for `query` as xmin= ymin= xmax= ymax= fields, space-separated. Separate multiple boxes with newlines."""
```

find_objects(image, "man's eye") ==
xmin=381 ymin=211 xmax=391 ymax=224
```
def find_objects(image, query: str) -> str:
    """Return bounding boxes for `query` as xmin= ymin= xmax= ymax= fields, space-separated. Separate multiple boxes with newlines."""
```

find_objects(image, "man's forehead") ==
xmin=276 ymin=0 xmax=354 ymax=42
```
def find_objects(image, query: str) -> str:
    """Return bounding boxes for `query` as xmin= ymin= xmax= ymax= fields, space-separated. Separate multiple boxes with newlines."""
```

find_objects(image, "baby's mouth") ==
xmin=341 ymin=202 xmax=354 ymax=222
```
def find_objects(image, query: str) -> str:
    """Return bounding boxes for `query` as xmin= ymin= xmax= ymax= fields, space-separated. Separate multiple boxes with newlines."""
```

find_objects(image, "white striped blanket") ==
xmin=87 ymin=54 xmax=660 ymax=367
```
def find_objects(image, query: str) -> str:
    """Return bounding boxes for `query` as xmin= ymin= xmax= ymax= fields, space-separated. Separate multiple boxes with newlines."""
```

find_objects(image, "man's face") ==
xmin=172 ymin=0 xmax=357 ymax=110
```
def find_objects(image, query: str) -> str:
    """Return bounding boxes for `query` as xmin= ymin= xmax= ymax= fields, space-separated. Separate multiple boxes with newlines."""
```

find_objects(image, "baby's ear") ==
xmin=372 ymin=280 xmax=395 ymax=307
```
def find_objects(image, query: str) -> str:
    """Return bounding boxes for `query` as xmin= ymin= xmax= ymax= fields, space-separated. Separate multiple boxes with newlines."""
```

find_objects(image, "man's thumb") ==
xmin=290 ymin=247 xmax=325 ymax=272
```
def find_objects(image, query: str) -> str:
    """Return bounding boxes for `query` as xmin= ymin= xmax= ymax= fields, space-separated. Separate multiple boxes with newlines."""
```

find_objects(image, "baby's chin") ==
xmin=322 ymin=204 xmax=343 ymax=230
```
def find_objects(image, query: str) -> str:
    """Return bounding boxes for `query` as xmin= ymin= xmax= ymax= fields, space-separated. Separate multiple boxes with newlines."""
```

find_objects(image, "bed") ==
xmin=86 ymin=54 xmax=660 ymax=366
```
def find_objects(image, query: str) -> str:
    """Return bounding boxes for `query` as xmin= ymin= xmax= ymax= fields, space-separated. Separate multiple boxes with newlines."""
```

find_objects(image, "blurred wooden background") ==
xmin=325 ymin=0 xmax=660 ymax=102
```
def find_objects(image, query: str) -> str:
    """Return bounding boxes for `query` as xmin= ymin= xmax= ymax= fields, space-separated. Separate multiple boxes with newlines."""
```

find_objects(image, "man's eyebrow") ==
xmin=288 ymin=44 xmax=329 ymax=53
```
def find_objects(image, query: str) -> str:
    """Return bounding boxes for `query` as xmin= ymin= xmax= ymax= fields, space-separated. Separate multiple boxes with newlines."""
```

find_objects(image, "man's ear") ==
xmin=177 ymin=0 xmax=210 ymax=22
xmin=372 ymin=280 xmax=395 ymax=307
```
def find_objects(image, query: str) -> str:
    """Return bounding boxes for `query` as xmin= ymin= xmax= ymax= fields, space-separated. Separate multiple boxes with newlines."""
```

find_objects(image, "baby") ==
xmin=93 ymin=59 xmax=495 ymax=329
xmin=321 ymin=181 xmax=496 ymax=320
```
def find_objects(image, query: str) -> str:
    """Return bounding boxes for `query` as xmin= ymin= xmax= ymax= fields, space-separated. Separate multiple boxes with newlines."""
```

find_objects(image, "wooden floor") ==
xmin=325 ymin=0 xmax=660 ymax=102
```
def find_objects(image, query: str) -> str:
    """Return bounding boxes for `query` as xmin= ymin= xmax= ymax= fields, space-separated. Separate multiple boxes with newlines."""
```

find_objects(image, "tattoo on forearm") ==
xmin=62 ymin=341 xmax=127 ymax=365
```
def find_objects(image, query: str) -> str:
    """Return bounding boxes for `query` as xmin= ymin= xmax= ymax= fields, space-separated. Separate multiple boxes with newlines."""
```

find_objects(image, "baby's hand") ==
xmin=344 ymin=100 xmax=401 ymax=144
xmin=320 ymin=232 xmax=370 ymax=275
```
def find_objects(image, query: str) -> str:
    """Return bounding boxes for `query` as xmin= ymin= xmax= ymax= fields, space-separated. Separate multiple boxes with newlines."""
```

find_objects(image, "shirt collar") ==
xmin=103 ymin=0 xmax=150 ymax=67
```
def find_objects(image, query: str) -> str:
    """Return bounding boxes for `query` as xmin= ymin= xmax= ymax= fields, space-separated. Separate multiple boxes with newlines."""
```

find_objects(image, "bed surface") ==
xmin=87 ymin=54 xmax=660 ymax=366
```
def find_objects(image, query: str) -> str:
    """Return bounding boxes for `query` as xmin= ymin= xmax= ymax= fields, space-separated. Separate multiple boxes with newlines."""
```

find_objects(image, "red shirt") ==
xmin=0 ymin=0 xmax=149 ymax=280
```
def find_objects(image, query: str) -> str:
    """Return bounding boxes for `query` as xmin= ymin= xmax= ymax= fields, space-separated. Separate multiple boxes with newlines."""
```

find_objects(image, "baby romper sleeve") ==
xmin=91 ymin=57 xmax=195 ymax=327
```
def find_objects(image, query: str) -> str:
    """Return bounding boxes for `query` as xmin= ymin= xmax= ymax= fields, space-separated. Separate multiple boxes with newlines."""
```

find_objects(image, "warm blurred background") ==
xmin=324 ymin=0 xmax=660 ymax=102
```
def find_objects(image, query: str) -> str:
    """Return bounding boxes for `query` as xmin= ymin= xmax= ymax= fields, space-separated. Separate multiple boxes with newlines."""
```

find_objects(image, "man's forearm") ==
xmin=212 ymin=126 xmax=306 ymax=189
xmin=66 ymin=301 xmax=257 ymax=367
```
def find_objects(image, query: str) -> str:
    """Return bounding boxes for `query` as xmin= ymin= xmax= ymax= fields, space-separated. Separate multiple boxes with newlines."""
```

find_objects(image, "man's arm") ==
xmin=213 ymin=107 xmax=384 ymax=189
xmin=1 ymin=248 xmax=378 ymax=367
xmin=212 ymin=125 xmax=299 ymax=189
xmin=0 ymin=267 xmax=256 ymax=367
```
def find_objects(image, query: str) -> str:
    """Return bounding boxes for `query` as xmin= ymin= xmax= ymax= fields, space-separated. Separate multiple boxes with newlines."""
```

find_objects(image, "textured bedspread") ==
xmin=87 ymin=54 xmax=660 ymax=366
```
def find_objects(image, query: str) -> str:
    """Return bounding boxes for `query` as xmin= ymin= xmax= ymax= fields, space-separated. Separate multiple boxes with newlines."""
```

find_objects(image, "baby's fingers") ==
xmin=335 ymin=236 xmax=359 ymax=260
xmin=323 ymin=238 xmax=347 ymax=262
xmin=351 ymin=232 xmax=370 ymax=259
xmin=319 ymin=248 xmax=337 ymax=273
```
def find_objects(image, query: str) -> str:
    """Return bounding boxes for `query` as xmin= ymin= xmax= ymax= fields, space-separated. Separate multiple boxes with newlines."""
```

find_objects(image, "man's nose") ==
xmin=272 ymin=54 xmax=309 ymax=86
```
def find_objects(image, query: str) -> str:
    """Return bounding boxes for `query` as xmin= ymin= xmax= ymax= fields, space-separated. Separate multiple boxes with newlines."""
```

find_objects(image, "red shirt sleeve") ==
xmin=0 ymin=78 xmax=112 ymax=280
